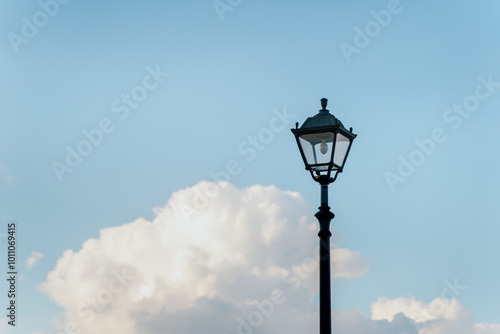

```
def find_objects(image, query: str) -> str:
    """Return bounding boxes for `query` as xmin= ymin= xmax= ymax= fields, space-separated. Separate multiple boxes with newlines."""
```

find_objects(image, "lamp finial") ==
xmin=321 ymin=98 xmax=328 ymax=110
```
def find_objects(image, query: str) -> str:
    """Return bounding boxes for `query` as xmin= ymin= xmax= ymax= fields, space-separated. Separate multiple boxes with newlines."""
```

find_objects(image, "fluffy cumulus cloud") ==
xmin=475 ymin=324 xmax=500 ymax=334
xmin=371 ymin=297 xmax=500 ymax=334
xmin=40 ymin=181 xmax=369 ymax=334
xmin=39 ymin=182 xmax=500 ymax=334
xmin=331 ymin=297 xmax=500 ymax=334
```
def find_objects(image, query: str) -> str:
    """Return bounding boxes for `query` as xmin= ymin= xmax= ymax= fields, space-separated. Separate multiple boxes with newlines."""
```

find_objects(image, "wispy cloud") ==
xmin=27 ymin=251 xmax=44 ymax=269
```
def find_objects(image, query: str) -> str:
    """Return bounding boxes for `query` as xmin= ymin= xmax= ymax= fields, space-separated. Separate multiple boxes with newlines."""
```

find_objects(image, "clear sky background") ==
xmin=1 ymin=1 xmax=500 ymax=333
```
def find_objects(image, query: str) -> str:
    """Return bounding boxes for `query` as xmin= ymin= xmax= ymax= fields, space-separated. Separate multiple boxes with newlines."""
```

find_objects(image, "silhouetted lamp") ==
xmin=292 ymin=98 xmax=356 ymax=183
xmin=291 ymin=98 xmax=356 ymax=334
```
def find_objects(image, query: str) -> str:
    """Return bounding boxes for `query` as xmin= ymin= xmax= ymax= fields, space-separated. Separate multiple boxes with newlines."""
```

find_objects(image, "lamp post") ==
xmin=291 ymin=98 xmax=356 ymax=334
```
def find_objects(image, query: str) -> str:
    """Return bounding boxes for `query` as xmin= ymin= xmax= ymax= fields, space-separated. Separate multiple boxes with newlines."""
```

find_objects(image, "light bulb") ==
xmin=320 ymin=139 xmax=328 ymax=155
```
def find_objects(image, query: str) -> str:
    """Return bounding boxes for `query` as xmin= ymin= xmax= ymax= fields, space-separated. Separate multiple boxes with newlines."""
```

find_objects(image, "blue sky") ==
xmin=1 ymin=1 xmax=500 ymax=333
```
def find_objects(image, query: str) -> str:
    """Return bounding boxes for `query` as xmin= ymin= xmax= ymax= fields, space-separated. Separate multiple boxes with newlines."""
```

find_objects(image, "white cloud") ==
xmin=332 ymin=247 xmax=370 ymax=279
xmin=39 ymin=181 xmax=500 ymax=334
xmin=371 ymin=296 xmax=466 ymax=322
xmin=40 ymin=181 xmax=369 ymax=334
xmin=370 ymin=296 xmax=500 ymax=334
xmin=332 ymin=297 xmax=500 ymax=334
xmin=27 ymin=251 xmax=44 ymax=268
xmin=475 ymin=323 xmax=500 ymax=334
xmin=333 ymin=308 xmax=419 ymax=334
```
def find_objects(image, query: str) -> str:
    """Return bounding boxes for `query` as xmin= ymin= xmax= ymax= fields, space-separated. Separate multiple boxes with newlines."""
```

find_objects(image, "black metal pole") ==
xmin=315 ymin=181 xmax=334 ymax=334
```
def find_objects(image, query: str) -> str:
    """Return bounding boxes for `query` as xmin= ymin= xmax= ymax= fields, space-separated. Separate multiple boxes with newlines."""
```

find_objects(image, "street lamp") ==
xmin=291 ymin=98 xmax=356 ymax=334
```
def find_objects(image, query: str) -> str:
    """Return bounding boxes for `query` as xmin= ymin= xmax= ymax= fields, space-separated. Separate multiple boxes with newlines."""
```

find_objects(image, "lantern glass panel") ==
xmin=298 ymin=132 xmax=335 ymax=170
xmin=333 ymin=133 xmax=350 ymax=168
